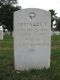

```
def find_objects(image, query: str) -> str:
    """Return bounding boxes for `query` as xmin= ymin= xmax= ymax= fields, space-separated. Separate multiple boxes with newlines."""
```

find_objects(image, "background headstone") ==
xmin=14 ymin=8 xmax=51 ymax=70
xmin=0 ymin=25 xmax=3 ymax=40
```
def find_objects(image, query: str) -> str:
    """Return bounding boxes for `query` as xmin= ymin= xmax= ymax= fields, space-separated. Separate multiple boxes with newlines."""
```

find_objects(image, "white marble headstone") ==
xmin=0 ymin=26 xmax=3 ymax=40
xmin=14 ymin=8 xmax=51 ymax=70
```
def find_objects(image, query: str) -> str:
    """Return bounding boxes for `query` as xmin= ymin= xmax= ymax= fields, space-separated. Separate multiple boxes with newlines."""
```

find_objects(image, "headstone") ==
xmin=0 ymin=25 xmax=3 ymax=40
xmin=14 ymin=8 xmax=51 ymax=70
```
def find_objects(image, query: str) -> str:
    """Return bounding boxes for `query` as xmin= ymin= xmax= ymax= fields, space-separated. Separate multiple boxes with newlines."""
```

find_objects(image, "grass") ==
xmin=0 ymin=34 xmax=60 ymax=80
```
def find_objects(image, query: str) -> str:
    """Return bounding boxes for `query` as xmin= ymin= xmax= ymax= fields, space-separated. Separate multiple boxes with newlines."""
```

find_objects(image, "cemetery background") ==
xmin=0 ymin=0 xmax=60 ymax=80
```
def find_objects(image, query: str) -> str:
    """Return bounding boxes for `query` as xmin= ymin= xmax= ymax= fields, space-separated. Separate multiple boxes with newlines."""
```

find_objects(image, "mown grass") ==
xmin=0 ymin=34 xmax=60 ymax=80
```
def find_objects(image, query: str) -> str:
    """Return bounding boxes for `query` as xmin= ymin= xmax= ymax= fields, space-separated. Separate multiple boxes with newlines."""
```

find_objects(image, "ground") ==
xmin=0 ymin=34 xmax=60 ymax=80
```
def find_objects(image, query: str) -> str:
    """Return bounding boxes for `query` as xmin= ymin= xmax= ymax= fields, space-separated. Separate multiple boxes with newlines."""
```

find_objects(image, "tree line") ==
xmin=0 ymin=0 xmax=20 ymax=35
xmin=49 ymin=9 xmax=60 ymax=31
xmin=0 ymin=0 xmax=60 ymax=35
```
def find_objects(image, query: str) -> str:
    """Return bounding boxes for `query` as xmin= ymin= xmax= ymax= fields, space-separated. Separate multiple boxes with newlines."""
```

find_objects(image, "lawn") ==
xmin=0 ymin=34 xmax=60 ymax=80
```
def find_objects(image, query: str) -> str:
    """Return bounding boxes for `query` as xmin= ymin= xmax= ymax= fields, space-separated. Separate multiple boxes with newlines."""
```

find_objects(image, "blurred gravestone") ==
xmin=0 ymin=25 xmax=3 ymax=40
xmin=14 ymin=8 xmax=51 ymax=70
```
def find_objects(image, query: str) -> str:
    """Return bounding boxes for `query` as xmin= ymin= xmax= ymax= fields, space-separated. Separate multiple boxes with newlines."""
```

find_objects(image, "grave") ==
xmin=14 ymin=8 xmax=51 ymax=70
xmin=0 ymin=25 xmax=3 ymax=40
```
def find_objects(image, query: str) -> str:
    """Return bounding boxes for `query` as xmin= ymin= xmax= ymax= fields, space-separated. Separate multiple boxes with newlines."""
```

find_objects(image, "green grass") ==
xmin=0 ymin=34 xmax=60 ymax=80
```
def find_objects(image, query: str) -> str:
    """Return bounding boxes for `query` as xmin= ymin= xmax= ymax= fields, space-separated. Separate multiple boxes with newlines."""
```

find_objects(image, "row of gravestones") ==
xmin=0 ymin=8 xmax=51 ymax=71
xmin=51 ymin=31 xmax=60 ymax=35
